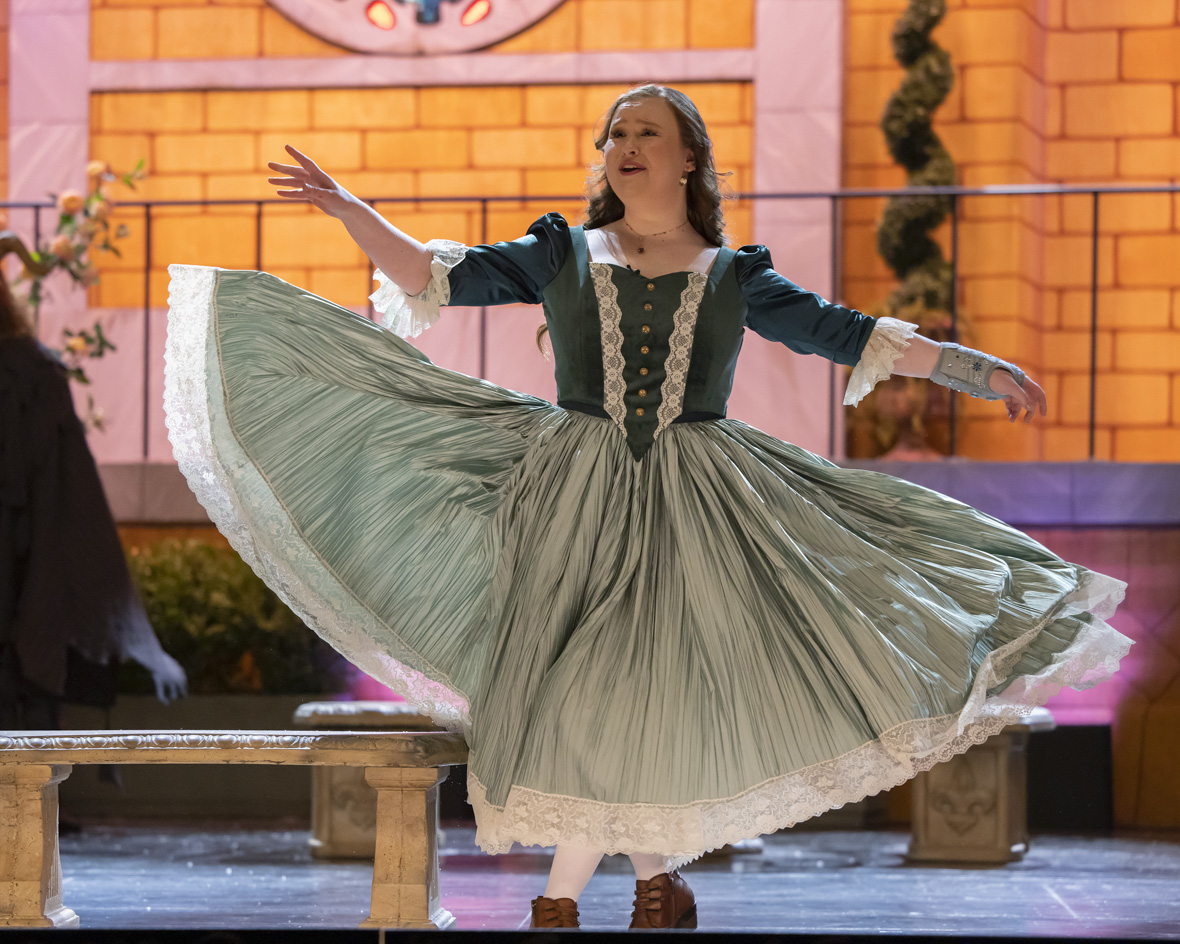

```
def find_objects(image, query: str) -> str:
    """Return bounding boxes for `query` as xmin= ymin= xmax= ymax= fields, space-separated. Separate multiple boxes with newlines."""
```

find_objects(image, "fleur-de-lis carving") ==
xmin=930 ymin=754 xmax=996 ymax=836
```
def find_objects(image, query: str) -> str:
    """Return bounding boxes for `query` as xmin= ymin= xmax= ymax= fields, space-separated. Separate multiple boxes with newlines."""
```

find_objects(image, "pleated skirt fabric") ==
xmin=165 ymin=265 xmax=1132 ymax=866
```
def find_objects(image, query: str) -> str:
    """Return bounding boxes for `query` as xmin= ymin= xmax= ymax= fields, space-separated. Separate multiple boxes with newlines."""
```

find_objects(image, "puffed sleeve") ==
xmin=734 ymin=245 xmax=919 ymax=407
xmin=370 ymin=212 xmax=572 ymax=338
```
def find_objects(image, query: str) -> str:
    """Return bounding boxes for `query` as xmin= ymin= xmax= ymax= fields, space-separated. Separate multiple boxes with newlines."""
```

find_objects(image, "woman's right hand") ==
xmin=267 ymin=145 xmax=356 ymax=220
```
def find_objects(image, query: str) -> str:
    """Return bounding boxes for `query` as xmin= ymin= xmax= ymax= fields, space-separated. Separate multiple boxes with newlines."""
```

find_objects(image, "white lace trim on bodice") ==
xmin=589 ymin=262 xmax=628 ymax=437
xmin=466 ymin=569 xmax=1129 ymax=868
xmin=843 ymin=316 xmax=921 ymax=407
xmin=369 ymin=240 xmax=469 ymax=338
xmin=655 ymin=273 xmax=708 ymax=440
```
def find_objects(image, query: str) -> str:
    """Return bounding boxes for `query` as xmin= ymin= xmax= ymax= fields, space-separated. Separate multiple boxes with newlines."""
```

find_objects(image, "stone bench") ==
xmin=0 ymin=729 xmax=467 ymax=930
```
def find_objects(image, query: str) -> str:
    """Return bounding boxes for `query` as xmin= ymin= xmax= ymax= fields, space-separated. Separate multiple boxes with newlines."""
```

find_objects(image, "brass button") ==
xmin=641 ymin=325 xmax=651 ymax=334
xmin=643 ymin=302 xmax=653 ymax=311
xmin=640 ymin=345 xmax=650 ymax=354
xmin=636 ymin=407 xmax=645 ymax=416
xmin=646 ymin=283 xmax=655 ymax=291
xmin=638 ymin=389 xmax=647 ymax=397
xmin=639 ymin=367 xmax=649 ymax=376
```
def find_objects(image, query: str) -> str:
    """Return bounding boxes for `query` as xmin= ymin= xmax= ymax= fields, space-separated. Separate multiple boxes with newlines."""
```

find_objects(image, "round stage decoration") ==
xmin=266 ymin=0 xmax=569 ymax=54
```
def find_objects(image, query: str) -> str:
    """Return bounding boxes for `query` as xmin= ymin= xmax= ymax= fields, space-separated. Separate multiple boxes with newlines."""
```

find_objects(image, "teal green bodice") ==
xmin=446 ymin=213 xmax=877 ymax=460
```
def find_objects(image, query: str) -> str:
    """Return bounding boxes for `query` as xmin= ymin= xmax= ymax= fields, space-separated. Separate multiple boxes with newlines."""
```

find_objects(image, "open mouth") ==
xmin=619 ymin=163 xmax=646 ymax=175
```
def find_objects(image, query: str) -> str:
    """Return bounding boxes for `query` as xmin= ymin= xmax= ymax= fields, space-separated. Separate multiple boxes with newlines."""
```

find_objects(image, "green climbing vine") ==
xmin=848 ymin=0 xmax=973 ymax=458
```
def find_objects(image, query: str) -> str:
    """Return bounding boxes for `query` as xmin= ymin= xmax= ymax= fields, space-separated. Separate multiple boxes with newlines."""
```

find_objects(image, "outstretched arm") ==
xmin=736 ymin=247 xmax=1048 ymax=426
xmin=267 ymin=145 xmax=434 ymax=296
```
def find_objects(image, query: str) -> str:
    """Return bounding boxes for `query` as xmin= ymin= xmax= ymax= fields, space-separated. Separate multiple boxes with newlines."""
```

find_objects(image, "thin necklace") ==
xmin=622 ymin=216 xmax=690 ymax=255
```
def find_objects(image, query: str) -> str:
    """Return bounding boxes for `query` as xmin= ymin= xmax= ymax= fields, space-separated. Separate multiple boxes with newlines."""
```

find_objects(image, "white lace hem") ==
xmin=163 ymin=264 xmax=472 ymax=737
xmin=843 ymin=316 xmax=921 ymax=407
xmin=467 ymin=569 xmax=1130 ymax=869
xmin=369 ymin=240 xmax=469 ymax=339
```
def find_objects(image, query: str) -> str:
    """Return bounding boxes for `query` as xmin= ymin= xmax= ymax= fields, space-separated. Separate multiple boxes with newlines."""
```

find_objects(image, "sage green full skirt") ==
xmin=164 ymin=265 xmax=1132 ymax=865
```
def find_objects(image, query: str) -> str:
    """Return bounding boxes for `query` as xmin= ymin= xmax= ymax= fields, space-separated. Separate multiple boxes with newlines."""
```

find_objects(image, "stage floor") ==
xmin=55 ymin=822 xmax=1180 ymax=936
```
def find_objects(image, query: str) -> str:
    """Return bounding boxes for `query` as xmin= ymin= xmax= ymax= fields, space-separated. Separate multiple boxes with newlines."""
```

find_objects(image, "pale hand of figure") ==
xmin=124 ymin=638 xmax=188 ymax=704
xmin=266 ymin=145 xmax=434 ymax=295
xmin=148 ymin=652 xmax=189 ymax=704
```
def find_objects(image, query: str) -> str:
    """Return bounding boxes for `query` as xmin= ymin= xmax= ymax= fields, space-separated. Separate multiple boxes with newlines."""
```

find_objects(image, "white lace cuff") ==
xmin=843 ymin=316 xmax=921 ymax=407
xmin=369 ymin=239 xmax=469 ymax=338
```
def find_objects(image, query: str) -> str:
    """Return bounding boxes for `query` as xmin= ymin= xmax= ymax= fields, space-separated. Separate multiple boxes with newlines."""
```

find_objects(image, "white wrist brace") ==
xmin=929 ymin=342 xmax=1026 ymax=400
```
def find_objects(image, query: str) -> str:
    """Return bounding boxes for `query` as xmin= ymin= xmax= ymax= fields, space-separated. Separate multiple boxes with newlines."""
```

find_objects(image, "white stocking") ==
xmin=628 ymin=852 xmax=667 ymax=882
xmin=544 ymin=843 xmax=604 ymax=901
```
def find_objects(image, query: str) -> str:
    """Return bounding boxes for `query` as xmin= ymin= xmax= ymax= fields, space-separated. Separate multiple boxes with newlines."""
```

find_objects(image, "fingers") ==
xmin=267 ymin=161 xmax=303 ymax=174
xmin=1005 ymin=392 xmax=1036 ymax=423
xmin=284 ymin=143 xmax=318 ymax=169
xmin=1000 ymin=376 xmax=1048 ymax=424
xmin=267 ymin=176 xmax=301 ymax=186
xmin=283 ymin=145 xmax=325 ymax=186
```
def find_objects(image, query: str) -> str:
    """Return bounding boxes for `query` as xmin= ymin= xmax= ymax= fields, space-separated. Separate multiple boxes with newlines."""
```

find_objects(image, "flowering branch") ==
xmin=15 ymin=159 xmax=146 ymax=431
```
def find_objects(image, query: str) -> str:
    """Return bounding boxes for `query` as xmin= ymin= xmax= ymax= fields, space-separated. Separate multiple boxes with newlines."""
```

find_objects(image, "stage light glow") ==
xmin=366 ymin=1 xmax=396 ymax=29
xmin=460 ymin=0 xmax=491 ymax=26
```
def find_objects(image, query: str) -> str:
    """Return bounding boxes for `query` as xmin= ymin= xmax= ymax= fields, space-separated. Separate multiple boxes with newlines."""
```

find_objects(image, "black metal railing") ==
xmin=9 ymin=183 xmax=1178 ymax=461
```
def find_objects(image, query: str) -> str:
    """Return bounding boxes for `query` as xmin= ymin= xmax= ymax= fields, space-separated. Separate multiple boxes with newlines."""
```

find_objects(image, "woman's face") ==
xmin=601 ymin=97 xmax=695 ymax=207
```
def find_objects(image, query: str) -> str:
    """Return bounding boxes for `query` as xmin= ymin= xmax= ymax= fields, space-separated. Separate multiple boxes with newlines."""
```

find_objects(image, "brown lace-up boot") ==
xmin=529 ymin=895 xmax=581 ymax=928
xmin=629 ymin=871 xmax=697 ymax=929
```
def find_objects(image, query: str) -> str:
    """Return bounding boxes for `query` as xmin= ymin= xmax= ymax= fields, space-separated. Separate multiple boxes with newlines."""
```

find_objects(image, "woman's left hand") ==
xmin=991 ymin=369 xmax=1048 ymax=423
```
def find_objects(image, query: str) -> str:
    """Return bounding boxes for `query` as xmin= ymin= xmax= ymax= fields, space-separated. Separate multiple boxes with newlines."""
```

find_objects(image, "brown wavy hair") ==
xmin=536 ymin=85 xmax=731 ymax=354
xmin=0 ymin=233 xmax=44 ymax=341
xmin=0 ymin=282 xmax=30 ymax=340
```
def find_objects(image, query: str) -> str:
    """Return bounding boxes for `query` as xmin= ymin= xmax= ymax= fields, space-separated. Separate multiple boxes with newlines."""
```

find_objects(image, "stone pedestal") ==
xmin=0 ymin=765 xmax=79 ymax=928
xmin=908 ymin=707 xmax=1056 ymax=865
xmin=294 ymin=701 xmax=444 ymax=860
xmin=361 ymin=767 xmax=454 ymax=930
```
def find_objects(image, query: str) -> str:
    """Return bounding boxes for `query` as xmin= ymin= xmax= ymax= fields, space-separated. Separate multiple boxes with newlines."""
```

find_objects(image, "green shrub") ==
xmin=122 ymin=539 xmax=349 ymax=695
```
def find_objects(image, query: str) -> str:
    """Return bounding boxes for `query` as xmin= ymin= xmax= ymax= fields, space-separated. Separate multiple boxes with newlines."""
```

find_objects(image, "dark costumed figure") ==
xmin=163 ymin=86 xmax=1131 ymax=929
xmin=0 ymin=234 xmax=186 ymax=730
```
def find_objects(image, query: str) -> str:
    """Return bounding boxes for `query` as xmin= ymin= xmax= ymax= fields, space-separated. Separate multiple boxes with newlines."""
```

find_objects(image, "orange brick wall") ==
xmin=88 ymin=0 xmax=754 ymax=308
xmin=89 ymin=82 xmax=754 ymax=309
xmin=89 ymin=0 xmax=754 ymax=59
xmin=843 ymin=0 xmax=1180 ymax=462
xmin=0 ymin=0 xmax=8 ymax=203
